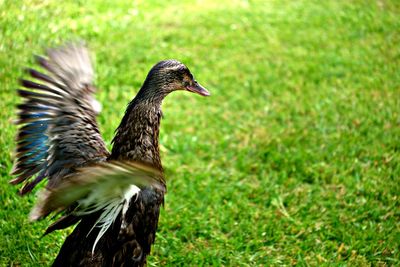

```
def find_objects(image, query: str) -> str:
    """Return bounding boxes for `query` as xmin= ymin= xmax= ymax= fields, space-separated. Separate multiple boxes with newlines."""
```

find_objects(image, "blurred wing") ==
xmin=30 ymin=160 xmax=165 ymax=253
xmin=10 ymin=43 xmax=109 ymax=194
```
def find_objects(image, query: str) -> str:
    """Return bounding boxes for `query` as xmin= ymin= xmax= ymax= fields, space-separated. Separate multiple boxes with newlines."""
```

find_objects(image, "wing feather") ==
xmin=11 ymin=43 xmax=109 ymax=194
xmin=29 ymin=160 xmax=165 ymax=253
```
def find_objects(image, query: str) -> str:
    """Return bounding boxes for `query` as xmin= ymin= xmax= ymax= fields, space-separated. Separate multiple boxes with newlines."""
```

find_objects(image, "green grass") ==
xmin=1 ymin=0 xmax=399 ymax=266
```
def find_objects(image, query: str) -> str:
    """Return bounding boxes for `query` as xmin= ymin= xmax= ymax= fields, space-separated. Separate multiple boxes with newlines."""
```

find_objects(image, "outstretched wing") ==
xmin=10 ymin=43 xmax=109 ymax=194
xmin=30 ymin=160 xmax=165 ymax=253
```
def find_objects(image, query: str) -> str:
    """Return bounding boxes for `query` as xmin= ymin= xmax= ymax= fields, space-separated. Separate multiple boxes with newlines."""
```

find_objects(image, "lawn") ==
xmin=0 ymin=0 xmax=399 ymax=266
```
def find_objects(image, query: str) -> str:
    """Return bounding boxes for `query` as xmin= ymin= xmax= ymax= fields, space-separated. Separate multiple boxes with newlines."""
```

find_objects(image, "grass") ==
xmin=0 ymin=0 xmax=399 ymax=266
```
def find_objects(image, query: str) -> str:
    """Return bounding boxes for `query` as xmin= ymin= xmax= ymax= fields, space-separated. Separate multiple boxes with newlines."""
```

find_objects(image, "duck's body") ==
xmin=53 ymin=94 xmax=166 ymax=267
xmin=10 ymin=44 xmax=209 ymax=266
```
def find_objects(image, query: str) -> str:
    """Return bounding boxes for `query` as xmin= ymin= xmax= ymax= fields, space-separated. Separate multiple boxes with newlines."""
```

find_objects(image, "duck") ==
xmin=10 ymin=43 xmax=210 ymax=266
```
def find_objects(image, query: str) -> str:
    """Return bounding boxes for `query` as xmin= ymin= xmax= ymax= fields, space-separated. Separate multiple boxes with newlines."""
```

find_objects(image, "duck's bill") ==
xmin=186 ymin=83 xmax=210 ymax=96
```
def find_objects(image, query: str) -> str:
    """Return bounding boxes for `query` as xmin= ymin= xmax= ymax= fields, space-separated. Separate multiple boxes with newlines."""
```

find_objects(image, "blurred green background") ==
xmin=0 ymin=0 xmax=399 ymax=266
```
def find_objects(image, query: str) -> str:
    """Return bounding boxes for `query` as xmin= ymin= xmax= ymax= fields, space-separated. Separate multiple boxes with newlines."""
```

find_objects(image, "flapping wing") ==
xmin=10 ymin=43 xmax=109 ymax=194
xmin=30 ymin=161 xmax=164 ymax=219
xmin=30 ymin=160 xmax=165 ymax=253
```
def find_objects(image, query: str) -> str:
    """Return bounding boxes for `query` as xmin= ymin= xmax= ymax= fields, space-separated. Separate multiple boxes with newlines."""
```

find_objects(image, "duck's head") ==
xmin=139 ymin=59 xmax=210 ymax=100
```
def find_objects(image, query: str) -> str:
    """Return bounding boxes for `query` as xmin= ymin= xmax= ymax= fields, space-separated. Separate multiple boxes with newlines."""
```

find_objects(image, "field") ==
xmin=0 ymin=0 xmax=399 ymax=266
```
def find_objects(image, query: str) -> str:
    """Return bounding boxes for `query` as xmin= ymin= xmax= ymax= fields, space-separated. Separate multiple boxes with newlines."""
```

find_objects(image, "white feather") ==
xmin=28 ymin=161 xmax=163 ymax=254
xmin=90 ymin=98 xmax=102 ymax=115
xmin=74 ymin=184 xmax=141 ymax=254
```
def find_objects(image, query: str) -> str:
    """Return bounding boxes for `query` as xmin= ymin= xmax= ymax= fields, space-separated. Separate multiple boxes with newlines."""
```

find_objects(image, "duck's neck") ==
xmin=110 ymin=94 xmax=164 ymax=175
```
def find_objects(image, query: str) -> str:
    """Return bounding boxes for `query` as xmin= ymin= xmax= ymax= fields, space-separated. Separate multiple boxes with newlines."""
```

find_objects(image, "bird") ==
xmin=10 ymin=43 xmax=210 ymax=266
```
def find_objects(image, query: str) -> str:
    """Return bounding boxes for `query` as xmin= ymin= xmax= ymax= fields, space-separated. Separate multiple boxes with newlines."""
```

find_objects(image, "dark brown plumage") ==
xmin=11 ymin=43 xmax=209 ymax=266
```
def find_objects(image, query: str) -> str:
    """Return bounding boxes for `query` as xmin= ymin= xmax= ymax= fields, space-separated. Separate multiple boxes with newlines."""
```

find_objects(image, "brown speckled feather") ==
xmin=11 ymin=43 xmax=109 ymax=195
xmin=53 ymin=91 xmax=167 ymax=266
